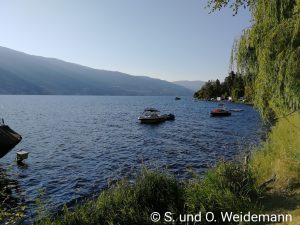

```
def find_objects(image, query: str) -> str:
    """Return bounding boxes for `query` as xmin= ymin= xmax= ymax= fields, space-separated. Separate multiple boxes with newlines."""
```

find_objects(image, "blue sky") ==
xmin=0 ymin=0 xmax=251 ymax=81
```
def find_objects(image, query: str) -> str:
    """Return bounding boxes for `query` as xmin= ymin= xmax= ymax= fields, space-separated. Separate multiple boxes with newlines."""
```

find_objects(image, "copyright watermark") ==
xmin=150 ymin=211 xmax=293 ymax=223
xmin=150 ymin=212 xmax=215 ymax=223
xmin=150 ymin=212 xmax=161 ymax=222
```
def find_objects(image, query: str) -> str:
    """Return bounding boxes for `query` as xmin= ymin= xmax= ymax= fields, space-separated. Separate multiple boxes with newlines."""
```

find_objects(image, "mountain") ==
xmin=0 ymin=46 xmax=192 ymax=96
xmin=173 ymin=80 xmax=205 ymax=92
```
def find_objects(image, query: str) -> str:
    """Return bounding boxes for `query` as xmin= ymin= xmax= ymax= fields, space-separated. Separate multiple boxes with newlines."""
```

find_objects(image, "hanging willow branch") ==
xmin=207 ymin=0 xmax=252 ymax=15
xmin=228 ymin=0 xmax=300 ymax=121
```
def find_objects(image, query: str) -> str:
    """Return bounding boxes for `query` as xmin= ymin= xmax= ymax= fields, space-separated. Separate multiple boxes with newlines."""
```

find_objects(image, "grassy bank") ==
xmin=15 ymin=114 xmax=300 ymax=224
xmin=251 ymin=114 xmax=300 ymax=191
xmin=37 ymin=163 xmax=261 ymax=225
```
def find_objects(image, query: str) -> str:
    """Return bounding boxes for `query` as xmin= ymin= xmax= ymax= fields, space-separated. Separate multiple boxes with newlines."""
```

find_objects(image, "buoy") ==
xmin=16 ymin=150 xmax=29 ymax=163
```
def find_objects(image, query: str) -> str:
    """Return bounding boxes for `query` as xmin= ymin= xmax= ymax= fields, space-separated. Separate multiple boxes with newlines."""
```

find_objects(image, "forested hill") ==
xmin=194 ymin=71 xmax=246 ymax=100
xmin=0 ymin=46 xmax=192 ymax=96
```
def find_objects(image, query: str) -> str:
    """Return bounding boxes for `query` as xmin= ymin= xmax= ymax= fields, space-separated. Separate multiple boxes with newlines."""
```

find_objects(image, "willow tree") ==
xmin=209 ymin=0 xmax=300 ymax=120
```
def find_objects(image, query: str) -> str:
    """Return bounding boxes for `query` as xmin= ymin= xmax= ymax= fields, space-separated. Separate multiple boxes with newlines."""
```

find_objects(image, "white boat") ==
xmin=138 ymin=108 xmax=175 ymax=124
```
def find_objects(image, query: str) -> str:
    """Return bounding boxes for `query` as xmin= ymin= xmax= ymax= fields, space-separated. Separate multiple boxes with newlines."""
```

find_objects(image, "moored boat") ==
xmin=138 ymin=108 xmax=175 ymax=123
xmin=210 ymin=108 xmax=231 ymax=117
xmin=0 ymin=119 xmax=22 ymax=158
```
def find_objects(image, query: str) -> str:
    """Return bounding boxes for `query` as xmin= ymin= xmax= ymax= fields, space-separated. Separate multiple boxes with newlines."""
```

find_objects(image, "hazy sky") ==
xmin=0 ymin=0 xmax=251 ymax=81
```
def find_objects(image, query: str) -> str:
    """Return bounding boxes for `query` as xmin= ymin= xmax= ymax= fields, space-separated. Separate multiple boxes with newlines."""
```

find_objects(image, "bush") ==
xmin=185 ymin=162 xmax=261 ymax=224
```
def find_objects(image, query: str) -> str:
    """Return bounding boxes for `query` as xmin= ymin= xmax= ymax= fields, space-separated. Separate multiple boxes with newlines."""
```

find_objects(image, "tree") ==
xmin=215 ymin=79 xmax=222 ymax=96
xmin=208 ymin=0 xmax=300 ymax=120
xmin=207 ymin=0 xmax=251 ymax=15
xmin=194 ymin=72 xmax=245 ymax=100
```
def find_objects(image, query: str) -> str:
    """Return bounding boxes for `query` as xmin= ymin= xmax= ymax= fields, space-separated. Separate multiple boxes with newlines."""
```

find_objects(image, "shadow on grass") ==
xmin=262 ymin=192 xmax=300 ymax=212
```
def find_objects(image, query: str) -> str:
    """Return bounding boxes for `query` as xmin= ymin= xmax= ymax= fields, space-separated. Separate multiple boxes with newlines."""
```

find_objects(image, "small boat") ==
xmin=0 ymin=119 xmax=22 ymax=158
xmin=210 ymin=109 xmax=231 ymax=117
xmin=138 ymin=108 xmax=175 ymax=123
xmin=175 ymin=97 xmax=181 ymax=100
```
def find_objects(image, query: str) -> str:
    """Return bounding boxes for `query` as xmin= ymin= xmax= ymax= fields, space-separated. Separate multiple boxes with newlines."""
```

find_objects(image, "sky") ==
xmin=0 ymin=0 xmax=251 ymax=82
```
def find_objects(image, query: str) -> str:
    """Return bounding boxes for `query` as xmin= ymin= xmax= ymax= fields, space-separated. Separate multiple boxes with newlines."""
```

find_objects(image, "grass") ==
xmin=185 ymin=162 xmax=262 ymax=224
xmin=36 ymin=164 xmax=261 ymax=225
xmin=250 ymin=113 xmax=300 ymax=191
xmin=250 ymin=113 xmax=300 ymax=225
xmin=36 ymin=169 xmax=185 ymax=225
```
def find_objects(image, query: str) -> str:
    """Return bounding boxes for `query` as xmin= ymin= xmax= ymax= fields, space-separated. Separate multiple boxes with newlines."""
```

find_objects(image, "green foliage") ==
xmin=37 ymin=166 xmax=263 ymax=225
xmin=194 ymin=71 xmax=245 ymax=100
xmin=231 ymin=0 xmax=300 ymax=120
xmin=36 ymin=169 xmax=185 ymax=225
xmin=208 ymin=0 xmax=300 ymax=120
xmin=250 ymin=113 xmax=300 ymax=191
xmin=35 ymin=188 xmax=49 ymax=222
xmin=185 ymin=161 xmax=261 ymax=224
xmin=207 ymin=0 xmax=252 ymax=15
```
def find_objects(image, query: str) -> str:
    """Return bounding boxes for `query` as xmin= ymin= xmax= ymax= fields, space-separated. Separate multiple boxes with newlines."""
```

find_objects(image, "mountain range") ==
xmin=173 ymin=80 xmax=205 ymax=92
xmin=0 ymin=46 xmax=193 ymax=96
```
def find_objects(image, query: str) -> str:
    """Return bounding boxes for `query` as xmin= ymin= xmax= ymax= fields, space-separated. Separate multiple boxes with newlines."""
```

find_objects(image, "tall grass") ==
xmin=250 ymin=113 xmax=300 ymax=191
xmin=185 ymin=161 xmax=262 ymax=225
xmin=37 ymin=165 xmax=260 ymax=225
xmin=37 ymin=169 xmax=185 ymax=225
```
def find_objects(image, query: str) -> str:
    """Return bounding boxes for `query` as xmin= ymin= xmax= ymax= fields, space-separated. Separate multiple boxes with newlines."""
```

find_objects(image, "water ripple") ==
xmin=0 ymin=96 xmax=264 ymax=220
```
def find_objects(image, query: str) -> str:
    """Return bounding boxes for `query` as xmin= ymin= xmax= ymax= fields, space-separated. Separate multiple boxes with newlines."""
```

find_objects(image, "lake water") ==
xmin=0 ymin=96 xmax=264 ymax=221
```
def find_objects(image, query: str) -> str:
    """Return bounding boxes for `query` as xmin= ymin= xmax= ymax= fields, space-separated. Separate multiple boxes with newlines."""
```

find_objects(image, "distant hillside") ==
xmin=0 ymin=46 xmax=192 ymax=96
xmin=173 ymin=80 xmax=205 ymax=92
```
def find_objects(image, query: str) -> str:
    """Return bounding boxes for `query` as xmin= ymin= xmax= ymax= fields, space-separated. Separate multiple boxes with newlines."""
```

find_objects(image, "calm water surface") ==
xmin=0 ymin=96 xmax=264 ymax=220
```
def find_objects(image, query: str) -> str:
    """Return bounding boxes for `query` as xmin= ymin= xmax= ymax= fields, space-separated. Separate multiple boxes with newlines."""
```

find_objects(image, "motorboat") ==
xmin=138 ymin=108 xmax=175 ymax=124
xmin=175 ymin=97 xmax=181 ymax=100
xmin=0 ymin=119 xmax=22 ymax=158
xmin=210 ymin=109 xmax=231 ymax=116
xmin=210 ymin=104 xmax=231 ymax=117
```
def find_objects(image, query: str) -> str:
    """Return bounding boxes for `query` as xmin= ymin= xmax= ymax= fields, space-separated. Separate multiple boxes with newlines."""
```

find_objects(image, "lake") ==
xmin=0 ymin=95 xmax=264 ymax=221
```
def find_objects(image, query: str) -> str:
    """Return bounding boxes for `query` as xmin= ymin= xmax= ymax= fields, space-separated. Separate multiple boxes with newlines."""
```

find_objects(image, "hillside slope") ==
xmin=0 ymin=47 xmax=192 ymax=96
xmin=173 ymin=80 xmax=204 ymax=92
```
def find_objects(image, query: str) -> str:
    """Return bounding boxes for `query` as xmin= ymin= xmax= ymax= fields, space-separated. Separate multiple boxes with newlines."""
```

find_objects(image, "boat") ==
xmin=210 ymin=108 xmax=231 ymax=116
xmin=0 ymin=119 xmax=22 ymax=158
xmin=175 ymin=97 xmax=181 ymax=100
xmin=210 ymin=109 xmax=231 ymax=116
xmin=210 ymin=104 xmax=231 ymax=117
xmin=138 ymin=108 xmax=175 ymax=123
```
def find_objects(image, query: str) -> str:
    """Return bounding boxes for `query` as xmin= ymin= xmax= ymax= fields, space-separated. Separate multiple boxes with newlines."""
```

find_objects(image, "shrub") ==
xmin=185 ymin=162 xmax=261 ymax=224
